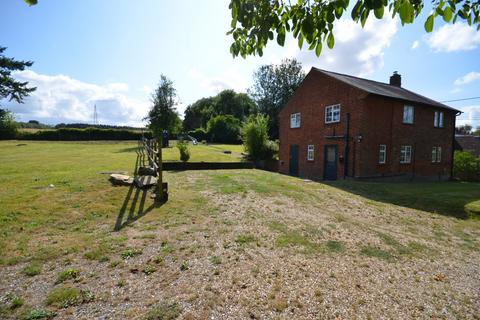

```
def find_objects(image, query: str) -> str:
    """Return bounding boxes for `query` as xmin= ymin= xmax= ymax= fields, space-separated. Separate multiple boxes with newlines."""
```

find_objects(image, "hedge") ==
xmin=16 ymin=128 xmax=154 ymax=141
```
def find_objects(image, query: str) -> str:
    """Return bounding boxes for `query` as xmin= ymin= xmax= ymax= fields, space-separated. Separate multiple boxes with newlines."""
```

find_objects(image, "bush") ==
xmin=145 ymin=301 xmax=181 ymax=320
xmin=207 ymin=115 xmax=241 ymax=144
xmin=241 ymin=114 xmax=278 ymax=161
xmin=453 ymin=151 xmax=480 ymax=181
xmin=176 ymin=140 xmax=190 ymax=162
xmin=187 ymin=128 xmax=207 ymax=142
xmin=16 ymin=128 xmax=153 ymax=141
xmin=0 ymin=109 xmax=18 ymax=140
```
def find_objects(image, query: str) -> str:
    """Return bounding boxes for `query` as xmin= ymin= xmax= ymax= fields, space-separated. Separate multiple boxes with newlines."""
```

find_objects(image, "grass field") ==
xmin=0 ymin=140 xmax=479 ymax=319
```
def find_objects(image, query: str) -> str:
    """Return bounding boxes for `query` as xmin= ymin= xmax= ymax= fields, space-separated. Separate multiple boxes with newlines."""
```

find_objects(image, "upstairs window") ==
xmin=432 ymin=146 xmax=442 ymax=163
xmin=434 ymin=111 xmax=444 ymax=128
xmin=400 ymin=145 xmax=412 ymax=164
xmin=290 ymin=113 xmax=301 ymax=128
xmin=307 ymin=145 xmax=314 ymax=161
xmin=379 ymin=144 xmax=386 ymax=164
xmin=325 ymin=104 xmax=341 ymax=123
xmin=403 ymin=105 xmax=414 ymax=124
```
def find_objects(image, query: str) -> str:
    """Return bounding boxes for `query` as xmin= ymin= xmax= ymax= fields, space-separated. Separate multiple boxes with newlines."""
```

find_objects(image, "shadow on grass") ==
xmin=115 ymin=146 xmax=140 ymax=153
xmin=324 ymin=180 xmax=480 ymax=219
xmin=114 ymin=146 xmax=164 ymax=231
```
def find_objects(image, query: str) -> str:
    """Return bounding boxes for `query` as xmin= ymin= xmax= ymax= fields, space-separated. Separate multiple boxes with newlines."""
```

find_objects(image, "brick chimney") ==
xmin=390 ymin=71 xmax=401 ymax=87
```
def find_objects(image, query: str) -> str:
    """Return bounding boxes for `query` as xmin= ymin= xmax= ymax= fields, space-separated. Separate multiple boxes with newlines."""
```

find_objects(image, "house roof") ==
xmin=455 ymin=135 xmax=480 ymax=157
xmin=311 ymin=68 xmax=461 ymax=113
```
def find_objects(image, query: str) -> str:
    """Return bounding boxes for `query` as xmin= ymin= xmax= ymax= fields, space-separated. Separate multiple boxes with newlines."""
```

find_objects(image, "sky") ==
xmin=1 ymin=0 xmax=479 ymax=128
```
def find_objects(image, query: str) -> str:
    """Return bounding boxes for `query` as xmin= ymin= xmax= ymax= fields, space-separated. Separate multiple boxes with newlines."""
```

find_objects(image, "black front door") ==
xmin=324 ymin=145 xmax=337 ymax=180
xmin=289 ymin=145 xmax=299 ymax=176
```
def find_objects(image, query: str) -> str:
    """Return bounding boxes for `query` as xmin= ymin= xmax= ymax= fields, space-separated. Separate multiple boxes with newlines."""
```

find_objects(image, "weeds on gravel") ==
xmin=360 ymin=246 xmax=394 ymax=262
xmin=23 ymin=262 xmax=42 ymax=277
xmin=84 ymin=247 xmax=109 ymax=262
xmin=10 ymin=295 xmax=24 ymax=309
xmin=210 ymin=256 xmax=222 ymax=265
xmin=56 ymin=268 xmax=80 ymax=284
xmin=121 ymin=248 xmax=142 ymax=259
xmin=325 ymin=240 xmax=345 ymax=253
xmin=45 ymin=286 xmax=94 ymax=308
xmin=145 ymin=301 xmax=181 ymax=320
xmin=22 ymin=309 xmax=56 ymax=320
xmin=235 ymin=234 xmax=257 ymax=246
xmin=143 ymin=266 xmax=157 ymax=275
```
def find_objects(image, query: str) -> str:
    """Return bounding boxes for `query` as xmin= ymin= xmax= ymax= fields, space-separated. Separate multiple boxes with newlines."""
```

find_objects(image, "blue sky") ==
xmin=1 ymin=0 xmax=479 ymax=128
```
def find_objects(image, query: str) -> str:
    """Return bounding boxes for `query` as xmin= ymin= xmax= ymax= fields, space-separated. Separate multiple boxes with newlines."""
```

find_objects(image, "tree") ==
xmin=1 ymin=47 xmax=36 ymax=105
xmin=183 ymin=97 xmax=216 ymax=131
xmin=183 ymin=90 xmax=257 ymax=131
xmin=207 ymin=115 xmax=241 ymax=143
xmin=147 ymin=75 xmax=180 ymax=138
xmin=456 ymin=124 xmax=473 ymax=135
xmin=228 ymin=0 xmax=480 ymax=58
xmin=474 ymin=127 xmax=480 ymax=136
xmin=0 ymin=109 xmax=18 ymax=139
xmin=249 ymin=58 xmax=305 ymax=139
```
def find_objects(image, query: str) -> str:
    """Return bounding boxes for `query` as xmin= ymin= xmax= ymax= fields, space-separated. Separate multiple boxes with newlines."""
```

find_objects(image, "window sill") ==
xmin=325 ymin=121 xmax=340 ymax=125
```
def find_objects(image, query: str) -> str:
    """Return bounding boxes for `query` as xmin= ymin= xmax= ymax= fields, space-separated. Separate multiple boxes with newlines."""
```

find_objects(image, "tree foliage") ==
xmin=453 ymin=151 xmax=480 ymax=181
xmin=456 ymin=124 xmax=473 ymax=135
xmin=0 ymin=47 xmax=36 ymax=106
xmin=207 ymin=114 xmax=241 ymax=143
xmin=183 ymin=89 xmax=257 ymax=131
xmin=249 ymin=58 xmax=305 ymax=139
xmin=147 ymin=75 xmax=181 ymax=138
xmin=0 ymin=109 xmax=18 ymax=139
xmin=228 ymin=0 xmax=480 ymax=58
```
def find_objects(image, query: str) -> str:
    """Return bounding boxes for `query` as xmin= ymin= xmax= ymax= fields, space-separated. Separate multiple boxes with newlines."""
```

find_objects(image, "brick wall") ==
xmin=279 ymin=71 xmax=456 ymax=180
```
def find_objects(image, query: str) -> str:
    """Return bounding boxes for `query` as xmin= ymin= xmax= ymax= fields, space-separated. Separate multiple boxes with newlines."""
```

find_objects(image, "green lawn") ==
xmin=0 ymin=140 xmax=479 ymax=319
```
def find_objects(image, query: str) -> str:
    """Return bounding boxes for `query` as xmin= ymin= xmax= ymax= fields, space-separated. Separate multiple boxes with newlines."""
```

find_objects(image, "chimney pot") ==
xmin=390 ymin=71 xmax=401 ymax=87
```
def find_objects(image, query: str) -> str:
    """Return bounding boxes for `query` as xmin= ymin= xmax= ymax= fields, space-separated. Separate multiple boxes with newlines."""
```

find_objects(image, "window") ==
xmin=290 ymin=113 xmax=301 ymax=128
xmin=432 ymin=146 xmax=442 ymax=163
xmin=400 ymin=145 xmax=412 ymax=164
xmin=403 ymin=105 xmax=414 ymax=124
xmin=434 ymin=111 xmax=444 ymax=128
xmin=325 ymin=104 xmax=341 ymax=123
xmin=307 ymin=145 xmax=314 ymax=161
xmin=379 ymin=144 xmax=386 ymax=164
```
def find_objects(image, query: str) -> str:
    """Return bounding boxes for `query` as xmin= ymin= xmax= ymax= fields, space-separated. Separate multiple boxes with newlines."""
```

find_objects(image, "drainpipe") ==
xmin=344 ymin=113 xmax=350 ymax=178
xmin=451 ymin=111 xmax=461 ymax=180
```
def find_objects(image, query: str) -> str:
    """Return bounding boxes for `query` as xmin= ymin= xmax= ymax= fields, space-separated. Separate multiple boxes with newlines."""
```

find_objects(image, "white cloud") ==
xmin=282 ymin=15 xmax=398 ymax=77
xmin=456 ymin=105 xmax=480 ymax=129
xmin=425 ymin=22 xmax=480 ymax=52
xmin=3 ymin=70 xmax=149 ymax=126
xmin=187 ymin=68 xmax=248 ymax=95
xmin=454 ymin=71 xmax=480 ymax=86
xmin=411 ymin=40 xmax=419 ymax=50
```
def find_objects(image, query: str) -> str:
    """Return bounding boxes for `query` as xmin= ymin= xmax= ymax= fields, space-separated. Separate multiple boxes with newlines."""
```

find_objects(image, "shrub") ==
xmin=207 ymin=115 xmax=241 ymax=143
xmin=187 ymin=128 xmax=207 ymax=142
xmin=241 ymin=114 xmax=278 ymax=160
xmin=453 ymin=151 xmax=480 ymax=181
xmin=45 ymin=287 xmax=81 ymax=308
xmin=176 ymin=140 xmax=190 ymax=162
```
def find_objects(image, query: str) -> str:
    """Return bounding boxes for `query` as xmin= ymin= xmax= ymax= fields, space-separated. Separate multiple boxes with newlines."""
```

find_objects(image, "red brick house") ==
xmin=279 ymin=68 xmax=462 ymax=180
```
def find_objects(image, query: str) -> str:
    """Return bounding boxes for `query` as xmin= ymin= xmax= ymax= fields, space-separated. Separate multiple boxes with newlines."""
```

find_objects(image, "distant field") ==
xmin=0 ymin=140 xmax=479 ymax=319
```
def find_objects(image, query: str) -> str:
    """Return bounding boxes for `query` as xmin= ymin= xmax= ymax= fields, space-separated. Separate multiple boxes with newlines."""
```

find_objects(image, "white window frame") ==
xmin=403 ymin=105 xmax=414 ymax=124
xmin=432 ymin=146 xmax=442 ymax=163
xmin=290 ymin=112 xmax=301 ymax=128
xmin=307 ymin=144 xmax=314 ymax=161
xmin=434 ymin=111 xmax=444 ymax=128
xmin=325 ymin=104 xmax=341 ymax=124
xmin=400 ymin=145 xmax=412 ymax=164
xmin=379 ymin=144 xmax=386 ymax=164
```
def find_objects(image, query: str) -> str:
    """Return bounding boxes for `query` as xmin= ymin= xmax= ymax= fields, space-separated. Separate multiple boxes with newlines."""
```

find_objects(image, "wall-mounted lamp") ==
xmin=357 ymin=134 xmax=363 ymax=143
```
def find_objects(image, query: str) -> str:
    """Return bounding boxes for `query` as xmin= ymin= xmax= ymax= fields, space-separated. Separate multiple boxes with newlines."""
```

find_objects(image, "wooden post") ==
xmin=156 ymin=137 xmax=163 ymax=203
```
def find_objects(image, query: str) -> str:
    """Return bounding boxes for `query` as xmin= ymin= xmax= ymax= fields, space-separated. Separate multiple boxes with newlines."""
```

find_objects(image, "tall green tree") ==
xmin=249 ymin=58 xmax=305 ymax=139
xmin=147 ymin=75 xmax=180 ymax=138
xmin=228 ymin=0 xmax=480 ymax=58
xmin=0 ymin=109 xmax=18 ymax=139
xmin=1 ymin=46 xmax=36 ymax=105
xmin=183 ymin=97 xmax=216 ymax=131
